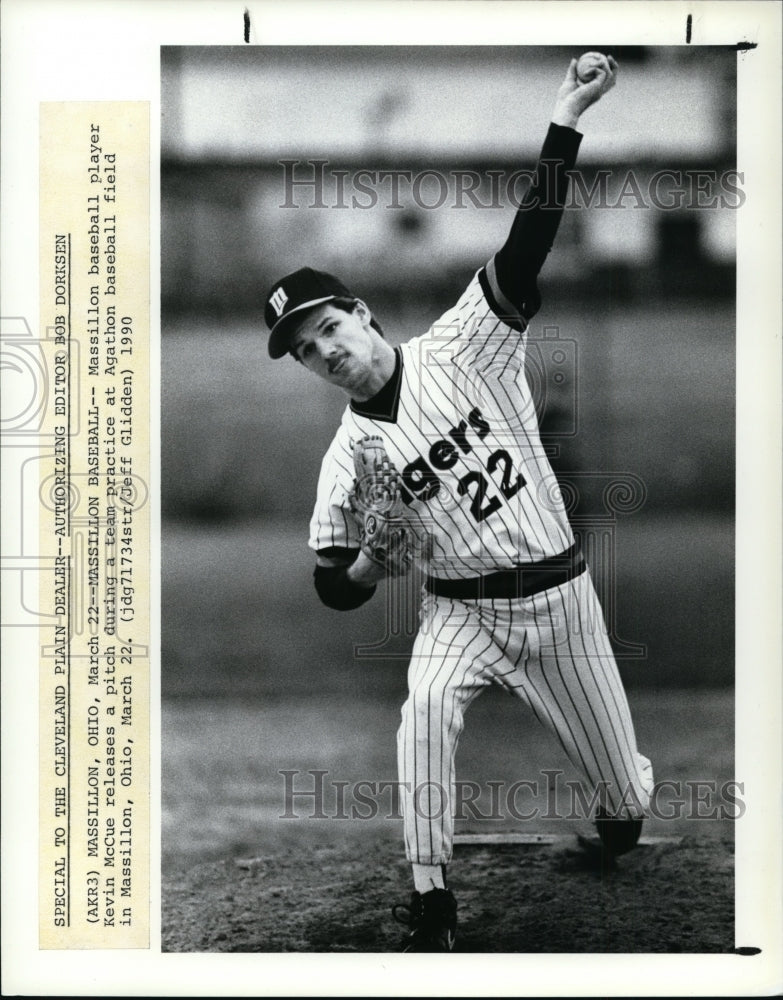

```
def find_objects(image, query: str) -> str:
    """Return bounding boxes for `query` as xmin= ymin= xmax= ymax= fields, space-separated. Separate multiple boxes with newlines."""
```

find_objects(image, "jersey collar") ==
xmin=350 ymin=346 xmax=403 ymax=423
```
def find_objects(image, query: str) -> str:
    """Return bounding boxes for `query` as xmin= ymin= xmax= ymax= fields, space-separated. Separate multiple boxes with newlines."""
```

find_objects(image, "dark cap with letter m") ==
xmin=264 ymin=267 xmax=353 ymax=359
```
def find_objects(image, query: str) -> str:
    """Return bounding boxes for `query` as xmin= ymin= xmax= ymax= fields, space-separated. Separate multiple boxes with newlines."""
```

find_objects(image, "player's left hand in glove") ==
xmin=350 ymin=435 xmax=414 ymax=577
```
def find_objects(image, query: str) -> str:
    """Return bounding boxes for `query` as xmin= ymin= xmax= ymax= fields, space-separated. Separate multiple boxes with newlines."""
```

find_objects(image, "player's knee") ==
xmin=400 ymin=687 xmax=431 ymax=729
xmin=401 ymin=683 xmax=463 ymax=731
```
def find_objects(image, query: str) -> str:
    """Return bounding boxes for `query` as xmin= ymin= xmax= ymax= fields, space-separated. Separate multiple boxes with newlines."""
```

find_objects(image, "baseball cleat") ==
xmin=594 ymin=809 xmax=644 ymax=857
xmin=392 ymin=888 xmax=457 ymax=952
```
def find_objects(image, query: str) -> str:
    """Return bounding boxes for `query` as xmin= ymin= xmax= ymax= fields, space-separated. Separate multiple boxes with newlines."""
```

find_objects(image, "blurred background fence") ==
xmin=161 ymin=45 xmax=735 ymax=696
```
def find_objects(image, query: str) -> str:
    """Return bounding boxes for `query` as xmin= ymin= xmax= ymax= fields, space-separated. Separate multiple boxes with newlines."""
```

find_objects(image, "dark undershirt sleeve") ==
xmin=313 ymin=547 xmax=376 ymax=611
xmin=486 ymin=122 xmax=583 ymax=323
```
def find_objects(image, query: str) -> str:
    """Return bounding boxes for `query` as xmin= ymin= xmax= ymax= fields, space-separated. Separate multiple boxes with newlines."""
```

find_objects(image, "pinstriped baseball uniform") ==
xmin=309 ymin=268 xmax=654 ymax=865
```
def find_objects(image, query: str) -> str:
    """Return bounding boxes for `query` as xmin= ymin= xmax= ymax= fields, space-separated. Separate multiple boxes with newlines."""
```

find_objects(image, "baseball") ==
xmin=576 ymin=51 xmax=607 ymax=84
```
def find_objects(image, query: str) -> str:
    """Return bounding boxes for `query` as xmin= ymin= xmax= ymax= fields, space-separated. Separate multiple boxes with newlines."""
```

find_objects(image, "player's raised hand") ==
xmin=552 ymin=54 xmax=618 ymax=129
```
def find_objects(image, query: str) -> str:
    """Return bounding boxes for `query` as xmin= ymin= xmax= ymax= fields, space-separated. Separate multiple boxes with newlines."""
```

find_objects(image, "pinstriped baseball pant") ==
xmin=397 ymin=569 xmax=654 ymax=865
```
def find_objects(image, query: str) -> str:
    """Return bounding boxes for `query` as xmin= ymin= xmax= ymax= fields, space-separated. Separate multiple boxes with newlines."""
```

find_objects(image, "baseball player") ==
xmin=264 ymin=54 xmax=653 ymax=952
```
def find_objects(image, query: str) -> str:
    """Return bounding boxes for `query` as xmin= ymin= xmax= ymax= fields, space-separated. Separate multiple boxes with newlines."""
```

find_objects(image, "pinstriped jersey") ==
xmin=308 ymin=269 xmax=574 ymax=578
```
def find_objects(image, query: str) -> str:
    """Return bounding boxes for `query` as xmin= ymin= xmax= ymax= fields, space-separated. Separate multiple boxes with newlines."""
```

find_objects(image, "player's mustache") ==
xmin=327 ymin=354 xmax=349 ymax=373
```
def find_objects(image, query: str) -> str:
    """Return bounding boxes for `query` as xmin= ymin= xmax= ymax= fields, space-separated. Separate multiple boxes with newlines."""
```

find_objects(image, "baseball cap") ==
xmin=264 ymin=267 xmax=353 ymax=359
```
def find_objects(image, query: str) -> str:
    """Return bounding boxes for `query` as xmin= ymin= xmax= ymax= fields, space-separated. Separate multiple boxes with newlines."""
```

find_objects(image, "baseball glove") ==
xmin=350 ymin=435 xmax=413 ymax=576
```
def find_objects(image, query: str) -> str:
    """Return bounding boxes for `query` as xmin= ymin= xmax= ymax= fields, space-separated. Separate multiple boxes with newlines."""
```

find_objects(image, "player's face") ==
xmin=291 ymin=302 xmax=377 ymax=392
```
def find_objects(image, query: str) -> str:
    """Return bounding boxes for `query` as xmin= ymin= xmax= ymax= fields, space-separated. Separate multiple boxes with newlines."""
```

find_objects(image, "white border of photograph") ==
xmin=2 ymin=1 xmax=781 ymax=995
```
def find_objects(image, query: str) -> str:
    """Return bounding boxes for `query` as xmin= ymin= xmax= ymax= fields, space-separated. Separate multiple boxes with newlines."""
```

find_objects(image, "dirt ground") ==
xmin=162 ymin=833 xmax=733 ymax=954
xmin=162 ymin=690 xmax=735 ymax=954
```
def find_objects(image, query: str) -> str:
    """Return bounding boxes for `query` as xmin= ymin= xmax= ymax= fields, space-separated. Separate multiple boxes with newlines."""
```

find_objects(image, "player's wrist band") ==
xmin=424 ymin=542 xmax=585 ymax=601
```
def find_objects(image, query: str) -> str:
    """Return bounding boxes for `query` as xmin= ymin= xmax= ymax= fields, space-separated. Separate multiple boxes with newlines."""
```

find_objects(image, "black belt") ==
xmin=425 ymin=543 xmax=585 ymax=601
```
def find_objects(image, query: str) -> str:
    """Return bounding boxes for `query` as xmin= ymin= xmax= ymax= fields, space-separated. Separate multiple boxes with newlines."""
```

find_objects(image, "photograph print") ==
xmin=160 ymin=43 xmax=737 ymax=954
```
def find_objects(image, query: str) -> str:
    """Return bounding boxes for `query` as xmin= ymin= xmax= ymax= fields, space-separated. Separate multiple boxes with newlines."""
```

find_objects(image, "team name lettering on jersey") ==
xmin=398 ymin=404 xmax=527 ymax=524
